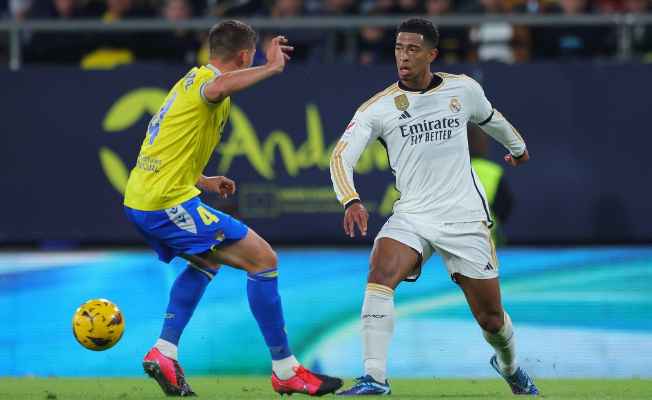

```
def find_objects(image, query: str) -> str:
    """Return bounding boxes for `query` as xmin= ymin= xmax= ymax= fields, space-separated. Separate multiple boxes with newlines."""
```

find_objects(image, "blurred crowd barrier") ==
xmin=1 ymin=2 xmax=652 ymax=69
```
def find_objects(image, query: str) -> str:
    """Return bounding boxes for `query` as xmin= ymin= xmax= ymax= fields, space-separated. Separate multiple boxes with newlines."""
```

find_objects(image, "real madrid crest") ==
xmin=449 ymin=97 xmax=462 ymax=113
xmin=394 ymin=94 xmax=409 ymax=111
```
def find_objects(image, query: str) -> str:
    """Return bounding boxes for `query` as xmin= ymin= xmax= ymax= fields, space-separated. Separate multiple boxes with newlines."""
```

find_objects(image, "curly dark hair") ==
xmin=397 ymin=18 xmax=440 ymax=48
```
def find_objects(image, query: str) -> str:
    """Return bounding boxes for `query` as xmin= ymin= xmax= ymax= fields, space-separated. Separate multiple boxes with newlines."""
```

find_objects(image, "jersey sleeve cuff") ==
xmin=478 ymin=109 xmax=494 ymax=126
xmin=343 ymin=196 xmax=361 ymax=209
xmin=512 ymin=148 xmax=527 ymax=159
xmin=200 ymin=81 xmax=220 ymax=105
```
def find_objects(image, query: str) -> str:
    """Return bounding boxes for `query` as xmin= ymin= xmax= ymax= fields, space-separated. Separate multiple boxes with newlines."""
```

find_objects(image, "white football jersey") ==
xmin=330 ymin=72 xmax=526 ymax=224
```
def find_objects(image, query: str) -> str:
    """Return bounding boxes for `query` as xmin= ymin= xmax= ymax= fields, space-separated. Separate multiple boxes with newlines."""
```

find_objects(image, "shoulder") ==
xmin=436 ymin=72 xmax=479 ymax=87
xmin=356 ymin=82 xmax=401 ymax=115
xmin=436 ymin=72 xmax=485 ymax=96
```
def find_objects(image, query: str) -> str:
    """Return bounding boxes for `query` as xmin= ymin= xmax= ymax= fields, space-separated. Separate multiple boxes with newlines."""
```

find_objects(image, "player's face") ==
xmin=395 ymin=32 xmax=437 ymax=81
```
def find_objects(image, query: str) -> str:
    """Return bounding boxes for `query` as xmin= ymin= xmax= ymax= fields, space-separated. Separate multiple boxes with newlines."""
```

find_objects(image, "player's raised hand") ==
xmin=343 ymin=202 xmax=369 ymax=238
xmin=265 ymin=35 xmax=293 ymax=74
xmin=198 ymin=176 xmax=236 ymax=199
xmin=504 ymin=149 xmax=530 ymax=167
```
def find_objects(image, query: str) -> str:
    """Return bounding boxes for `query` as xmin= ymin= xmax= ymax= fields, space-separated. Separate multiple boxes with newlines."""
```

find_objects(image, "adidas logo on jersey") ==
xmin=398 ymin=111 xmax=412 ymax=120
xmin=484 ymin=263 xmax=495 ymax=271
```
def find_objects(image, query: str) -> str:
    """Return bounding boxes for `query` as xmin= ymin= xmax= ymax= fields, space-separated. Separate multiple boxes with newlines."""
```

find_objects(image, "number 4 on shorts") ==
xmin=197 ymin=206 xmax=220 ymax=225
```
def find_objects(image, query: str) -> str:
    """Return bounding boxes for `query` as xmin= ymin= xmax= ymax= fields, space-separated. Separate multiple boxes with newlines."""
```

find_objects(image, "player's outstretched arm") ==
xmin=480 ymin=110 xmax=530 ymax=167
xmin=203 ymin=36 xmax=293 ymax=103
xmin=467 ymin=78 xmax=529 ymax=167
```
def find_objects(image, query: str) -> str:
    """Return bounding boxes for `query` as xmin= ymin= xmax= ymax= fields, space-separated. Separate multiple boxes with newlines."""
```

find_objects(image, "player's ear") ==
xmin=236 ymin=49 xmax=247 ymax=68
xmin=429 ymin=48 xmax=439 ymax=63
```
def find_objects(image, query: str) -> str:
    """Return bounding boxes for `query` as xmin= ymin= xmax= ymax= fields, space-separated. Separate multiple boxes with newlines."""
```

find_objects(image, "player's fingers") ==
xmin=346 ymin=215 xmax=356 ymax=238
xmin=343 ymin=215 xmax=351 ymax=236
xmin=354 ymin=213 xmax=366 ymax=237
xmin=504 ymin=154 xmax=516 ymax=166
xmin=360 ymin=212 xmax=368 ymax=236
xmin=281 ymin=45 xmax=294 ymax=52
xmin=278 ymin=36 xmax=288 ymax=44
xmin=283 ymin=54 xmax=291 ymax=61
xmin=229 ymin=181 xmax=236 ymax=194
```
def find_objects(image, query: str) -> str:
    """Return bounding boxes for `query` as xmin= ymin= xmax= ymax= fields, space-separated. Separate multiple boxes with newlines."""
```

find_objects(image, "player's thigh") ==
xmin=372 ymin=213 xmax=434 ymax=288
xmin=193 ymin=228 xmax=277 ymax=273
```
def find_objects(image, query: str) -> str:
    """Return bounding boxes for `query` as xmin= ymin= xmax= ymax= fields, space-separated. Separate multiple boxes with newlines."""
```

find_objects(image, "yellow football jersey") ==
xmin=123 ymin=65 xmax=231 ymax=210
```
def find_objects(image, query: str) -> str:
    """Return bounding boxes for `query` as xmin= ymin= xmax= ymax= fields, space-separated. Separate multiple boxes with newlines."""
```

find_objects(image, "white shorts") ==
xmin=374 ymin=212 xmax=498 ymax=280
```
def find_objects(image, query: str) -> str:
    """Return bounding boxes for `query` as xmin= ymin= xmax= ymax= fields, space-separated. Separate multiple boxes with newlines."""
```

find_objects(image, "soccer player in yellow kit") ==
xmin=123 ymin=20 xmax=342 ymax=397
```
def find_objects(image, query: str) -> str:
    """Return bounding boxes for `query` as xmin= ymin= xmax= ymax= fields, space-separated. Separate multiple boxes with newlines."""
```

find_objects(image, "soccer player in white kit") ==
xmin=332 ymin=19 xmax=539 ymax=396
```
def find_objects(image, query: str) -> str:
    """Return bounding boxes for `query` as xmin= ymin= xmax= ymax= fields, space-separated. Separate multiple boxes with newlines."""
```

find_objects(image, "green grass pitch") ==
xmin=1 ymin=377 xmax=650 ymax=399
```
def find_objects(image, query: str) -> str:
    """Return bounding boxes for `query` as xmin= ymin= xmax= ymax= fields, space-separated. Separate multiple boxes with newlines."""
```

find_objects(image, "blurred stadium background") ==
xmin=1 ymin=0 xmax=652 ymax=388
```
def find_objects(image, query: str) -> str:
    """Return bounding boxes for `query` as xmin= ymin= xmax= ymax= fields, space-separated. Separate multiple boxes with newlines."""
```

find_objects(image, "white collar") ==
xmin=206 ymin=64 xmax=222 ymax=75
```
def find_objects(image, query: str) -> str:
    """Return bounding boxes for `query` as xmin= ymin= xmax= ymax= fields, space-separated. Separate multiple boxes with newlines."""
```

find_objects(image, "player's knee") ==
xmin=248 ymin=248 xmax=278 ymax=272
xmin=261 ymin=249 xmax=278 ymax=269
xmin=477 ymin=311 xmax=504 ymax=334
xmin=367 ymin=263 xmax=398 ymax=288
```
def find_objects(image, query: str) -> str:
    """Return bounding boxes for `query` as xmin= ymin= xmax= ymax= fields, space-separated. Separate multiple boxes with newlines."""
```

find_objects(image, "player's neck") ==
xmin=399 ymin=71 xmax=434 ymax=92
xmin=399 ymin=72 xmax=441 ymax=94
xmin=207 ymin=60 xmax=238 ymax=74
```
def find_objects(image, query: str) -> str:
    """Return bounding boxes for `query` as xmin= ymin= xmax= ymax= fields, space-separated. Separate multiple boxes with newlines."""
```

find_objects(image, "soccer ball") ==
xmin=72 ymin=298 xmax=125 ymax=351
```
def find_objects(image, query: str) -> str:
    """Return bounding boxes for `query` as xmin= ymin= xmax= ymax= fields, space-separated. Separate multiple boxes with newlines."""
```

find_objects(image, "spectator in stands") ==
xmin=366 ymin=0 xmax=398 ymax=14
xmin=395 ymin=0 xmax=424 ymax=13
xmin=265 ymin=0 xmax=323 ymax=61
xmin=139 ymin=0 xmax=200 ymax=64
xmin=101 ymin=0 xmax=152 ymax=21
xmin=9 ymin=0 xmax=32 ymax=20
xmin=622 ymin=0 xmax=652 ymax=60
xmin=24 ymin=0 xmax=94 ymax=64
xmin=595 ymin=0 xmax=623 ymax=13
xmin=358 ymin=20 xmax=393 ymax=64
xmin=215 ymin=0 xmax=265 ymax=16
xmin=314 ymin=0 xmax=360 ymax=62
xmin=426 ymin=0 xmax=469 ymax=63
xmin=357 ymin=1 xmax=396 ymax=65
xmin=465 ymin=0 xmax=531 ymax=63
xmin=320 ymin=0 xmax=360 ymax=15
xmin=80 ymin=0 xmax=155 ymax=68
xmin=32 ymin=0 xmax=87 ymax=18
xmin=534 ymin=0 xmax=614 ymax=60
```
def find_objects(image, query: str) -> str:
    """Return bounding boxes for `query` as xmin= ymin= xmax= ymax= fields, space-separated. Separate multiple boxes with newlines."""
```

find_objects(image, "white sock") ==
xmin=272 ymin=355 xmax=300 ymax=380
xmin=483 ymin=311 xmax=517 ymax=376
xmin=155 ymin=338 xmax=178 ymax=360
xmin=362 ymin=283 xmax=395 ymax=383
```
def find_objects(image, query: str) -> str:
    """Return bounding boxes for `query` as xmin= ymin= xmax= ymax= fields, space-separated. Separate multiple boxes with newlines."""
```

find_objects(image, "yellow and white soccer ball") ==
xmin=72 ymin=298 xmax=125 ymax=351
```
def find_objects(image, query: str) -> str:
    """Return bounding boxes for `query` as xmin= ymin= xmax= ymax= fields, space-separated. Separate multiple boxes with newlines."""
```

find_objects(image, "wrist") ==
xmin=344 ymin=198 xmax=361 ymax=210
xmin=512 ymin=148 xmax=527 ymax=159
xmin=197 ymin=175 xmax=207 ymax=189
xmin=264 ymin=62 xmax=282 ymax=75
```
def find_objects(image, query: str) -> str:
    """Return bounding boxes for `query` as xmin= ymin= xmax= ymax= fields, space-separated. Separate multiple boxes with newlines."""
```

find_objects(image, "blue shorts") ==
xmin=124 ymin=197 xmax=249 ymax=263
